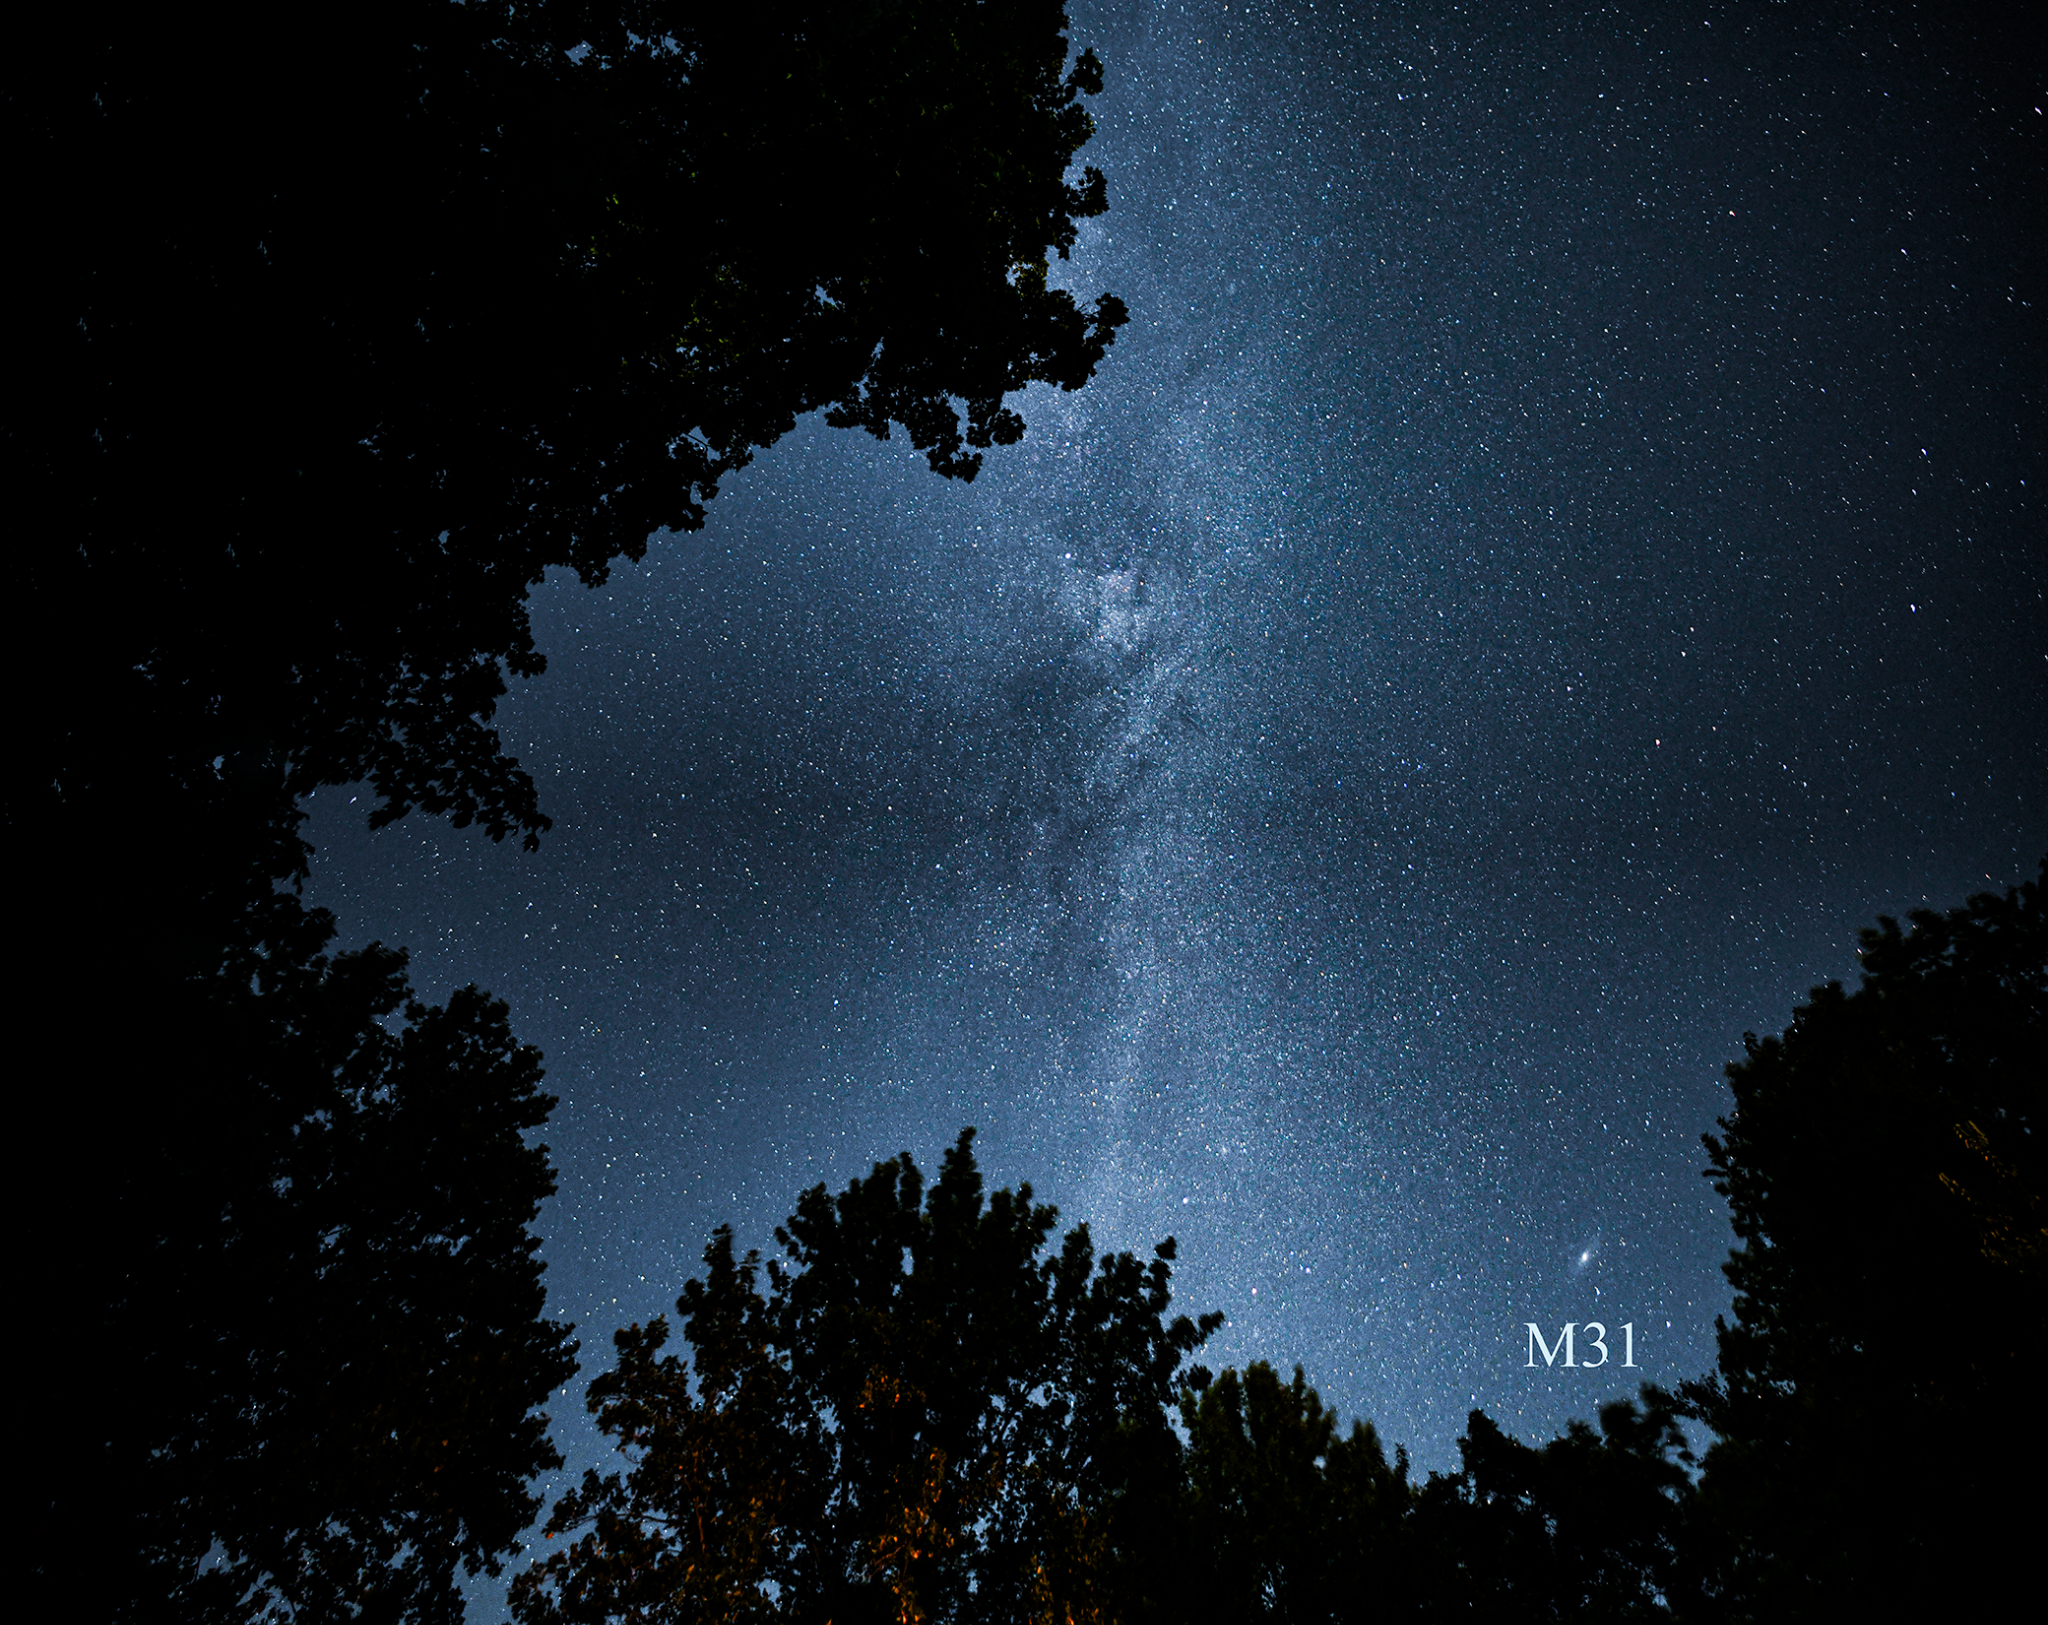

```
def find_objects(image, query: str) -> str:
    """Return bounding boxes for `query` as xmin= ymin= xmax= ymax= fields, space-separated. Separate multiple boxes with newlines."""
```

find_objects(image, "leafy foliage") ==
xmin=526 ymin=1136 xmax=1715 ymax=1625
xmin=1684 ymin=860 xmax=2047 ymax=1614
xmin=16 ymin=11 xmax=1123 ymax=1620
xmin=17 ymin=1 xmax=1125 ymax=861
xmin=1168 ymin=1362 xmax=1416 ymax=1622
xmin=1159 ymin=1367 xmax=1694 ymax=1623
xmin=509 ymin=1234 xmax=809 ymax=1625
xmin=514 ymin=1131 xmax=1218 ymax=1625
xmin=28 ymin=913 xmax=577 ymax=1623
xmin=1411 ymin=1397 xmax=1699 ymax=1622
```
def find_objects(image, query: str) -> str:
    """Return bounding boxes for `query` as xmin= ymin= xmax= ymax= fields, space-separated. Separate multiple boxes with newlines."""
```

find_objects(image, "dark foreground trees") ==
xmin=1683 ymin=861 xmax=2046 ymax=1616
xmin=1407 ymin=1399 xmax=1702 ymax=1622
xmin=1169 ymin=1362 xmax=1418 ymax=1621
xmin=525 ymin=1134 xmax=1698 ymax=1625
xmin=18 ymin=0 xmax=1124 ymax=859
xmin=16 ymin=7 xmax=1125 ymax=1620
xmin=34 ymin=911 xmax=577 ymax=1624
xmin=531 ymin=864 xmax=2045 ymax=1622
xmin=516 ymin=1131 xmax=1212 ymax=1622
xmin=512 ymin=1131 xmax=1219 ymax=1625
xmin=1165 ymin=1373 xmax=1698 ymax=1623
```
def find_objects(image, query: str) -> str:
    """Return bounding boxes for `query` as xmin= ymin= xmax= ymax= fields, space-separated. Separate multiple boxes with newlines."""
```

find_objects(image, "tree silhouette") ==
xmin=16 ymin=9 xmax=1125 ymax=1620
xmin=1158 ymin=1369 xmax=1693 ymax=1623
xmin=1411 ymin=1396 xmax=1699 ymax=1622
xmin=29 ymin=916 xmax=577 ymax=1623
xmin=18 ymin=1 xmax=1125 ymax=860
xmin=1686 ymin=861 xmax=2046 ymax=1615
xmin=1167 ymin=1362 xmax=1416 ymax=1623
xmin=515 ymin=1131 xmax=1219 ymax=1625
xmin=508 ymin=1230 xmax=813 ymax=1625
xmin=528 ymin=1135 xmax=1729 ymax=1625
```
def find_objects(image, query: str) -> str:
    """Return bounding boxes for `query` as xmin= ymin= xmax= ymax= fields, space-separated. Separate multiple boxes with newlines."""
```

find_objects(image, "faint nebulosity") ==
xmin=305 ymin=0 xmax=2043 ymax=1516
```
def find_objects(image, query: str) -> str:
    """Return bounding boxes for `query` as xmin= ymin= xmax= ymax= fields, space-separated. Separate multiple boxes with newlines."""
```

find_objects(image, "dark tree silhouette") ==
xmin=32 ymin=914 xmax=577 ymax=1623
xmin=509 ymin=1230 xmax=813 ymax=1625
xmin=1410 ymin=1397 xmax=1700 ymax=1622
xmin=524 ymin=1135 xmax=1719 ymax=1625
xmin=1159 ymin=1368 xmax=1693 ymax=1623
xmin=1166 ymin=1362 xmax=1417 ymax=1623
xmin=513 ymin=1130 xmax=1218 ymax=1625
xmin=1685 ymin=861 xmax=2046 ymax=1615
xmin=17 ymin=0 xmax=1125 ymax=860
xmin=15 ymin=9 xmax=1123 ymax=1620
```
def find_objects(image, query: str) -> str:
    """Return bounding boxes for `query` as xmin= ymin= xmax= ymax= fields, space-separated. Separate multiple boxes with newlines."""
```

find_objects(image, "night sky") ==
xmin=303 ymin=0 xmax=2044 ymax=1527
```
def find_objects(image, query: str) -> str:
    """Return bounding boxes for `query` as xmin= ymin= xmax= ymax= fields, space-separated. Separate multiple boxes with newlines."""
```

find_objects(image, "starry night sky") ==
xmin=303 ymin=0 xmax=2044 ymax=1502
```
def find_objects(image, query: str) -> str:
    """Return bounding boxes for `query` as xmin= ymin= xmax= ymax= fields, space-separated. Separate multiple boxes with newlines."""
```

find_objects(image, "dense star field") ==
xmin=303 ymin=0 xmax=2043 ymax=1520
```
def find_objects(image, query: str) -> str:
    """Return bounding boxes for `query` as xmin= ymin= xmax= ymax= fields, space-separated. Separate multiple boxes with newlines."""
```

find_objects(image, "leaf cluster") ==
xmin=526 ymin=1136 xmax=1712 ymax=1625
xmin=1155 ymin=1366 xmax=1697 ymax=1623
xmin=28 ymin=908 xmax=577 ymax=1623
xmin=17 ymin=1 xmax=1124 ymax=863
xmin=514 ymin=1129 xmax=1218 ymax=1625
xmin=1168 ymin=1362 xmax=1416 ymax=1621
xmin=1409 ymin=1397 xmax=1701 ymax=1622
xmin=1686 ymin=859 xmax=2046 ymax=1614
xmin=17 ymin=13 xmax=1125 ymax=1619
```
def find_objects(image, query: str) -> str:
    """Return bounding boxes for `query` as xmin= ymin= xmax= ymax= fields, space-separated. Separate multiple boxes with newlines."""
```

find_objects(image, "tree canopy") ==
xmin=30 ymin=916 xmax=578 ymax=1624
xmin=16 ymin=10 xmax=1125 ymax=1621
xmin=516 ymin=855 xmax=2048 ymax=1625
xmin=1683 ymin=860 xmax=2046 ymax=1614
xmin=18 ymin=0 xmax=1125 ymax=864
xmin=512 ymin=1130 xmax=1219 ymax=1625
xmin=522 ymin=1133 xmax=1704 ymax=1625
